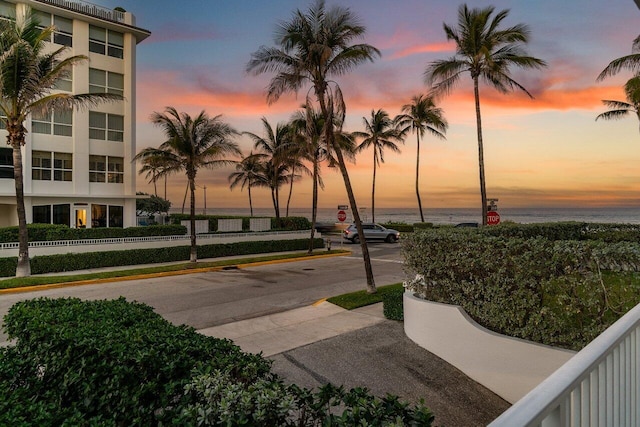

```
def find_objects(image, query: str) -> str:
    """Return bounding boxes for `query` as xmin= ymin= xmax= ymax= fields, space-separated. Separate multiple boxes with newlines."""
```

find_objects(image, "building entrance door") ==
xmin=75 ymin=208 xmax=87 ymax=228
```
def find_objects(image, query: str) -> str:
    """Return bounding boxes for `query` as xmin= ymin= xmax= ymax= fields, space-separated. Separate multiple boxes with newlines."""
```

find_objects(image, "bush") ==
xmin=481 ymin=221 xmax=640 ymax=243
xmin=273 ymin=216 xmax=312 ymax=231
xmin=382 ymin=289 xmax=404 ymax=320
xmin=0 ymin=298 xmax=434 ymax=426
xmin=0 ymin=224 xmax=187 ymax=243
xmin=170 ymin=214 xmax=312 ymax=232
xmin=413 ymin=222 xmax=434 ymax=230
xmin=402 ymin=229 xmax=640 ymax=350
xmin=0 ymin=238 xmax=325 ymax=276
xmin=0 ymin=297 xmax=270 ymax=426
xmin=381 ymin=222 xmax=413 ymax=232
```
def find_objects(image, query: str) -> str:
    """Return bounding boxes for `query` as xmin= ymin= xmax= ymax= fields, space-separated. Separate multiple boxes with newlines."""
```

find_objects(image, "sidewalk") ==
xmin=198 ymin=301 xmax=386 ymax=356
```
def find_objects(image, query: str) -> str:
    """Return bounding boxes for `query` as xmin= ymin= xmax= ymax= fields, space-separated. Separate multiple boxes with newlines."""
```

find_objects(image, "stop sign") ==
xmin=487 ymin=211 xmax=500 ymax=226
xmin=337 ymin=210 xmax=347 ymax=222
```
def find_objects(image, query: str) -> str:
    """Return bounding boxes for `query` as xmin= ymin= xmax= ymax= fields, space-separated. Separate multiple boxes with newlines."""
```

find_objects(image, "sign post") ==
xmin=487 ymin=211 xmax=500 ymax=226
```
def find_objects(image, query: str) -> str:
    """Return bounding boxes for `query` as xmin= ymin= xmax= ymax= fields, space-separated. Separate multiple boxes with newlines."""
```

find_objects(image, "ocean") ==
xmin=170 ymin=206 xmax=640 ymax=225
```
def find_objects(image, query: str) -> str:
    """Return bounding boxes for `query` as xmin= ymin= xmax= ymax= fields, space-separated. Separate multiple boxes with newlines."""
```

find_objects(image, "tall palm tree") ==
xmin=353 ymin=109 xmax=403 ymax=223
xmin=135 ymin=107 xmax=240 ymax=262
xmin=244 ymin=117 xmax=291 ymax=222
xmin=282 ymin=133 xmax=312 ymax=218
xmin=247 ymin=0 xmax=380 ymax=293
xmin=0 ymin=10 xmax=121 ymax=277
xmin=291 ymin=104 xmax=327 ymax=253
xmin=139 ymin=154 xmax=164 ymax=197
xmin=424 ymin=4 xmax=546 ymax=225
xmin=228 ymin=151 xmax=268 ymax=217
xmin=396 ymin=95 xmax=447 ymax=223
xmin=596 ymin=76 xmax=640 ymax=132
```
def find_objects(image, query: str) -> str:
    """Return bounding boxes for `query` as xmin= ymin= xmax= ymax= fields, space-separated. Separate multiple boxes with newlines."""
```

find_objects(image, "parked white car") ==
xmin=342 ymin=223 xmax=400 ymax=243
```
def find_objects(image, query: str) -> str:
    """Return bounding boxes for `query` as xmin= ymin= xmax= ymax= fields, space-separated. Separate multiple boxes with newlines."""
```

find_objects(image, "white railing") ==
xmin=489 ymin=302 xmax=640 ymax=427
xmin=34 ymin=0 xmax=125 ymax=23
xmin=0 ymin=230 xmax=311 ymax=251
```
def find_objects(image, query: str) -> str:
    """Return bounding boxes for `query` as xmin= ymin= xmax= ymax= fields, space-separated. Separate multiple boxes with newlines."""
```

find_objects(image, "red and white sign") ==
xmin=487 ymin=211 xmax=500 ymax=226
xmin=337 ymin=210 xmax=347 ymax=222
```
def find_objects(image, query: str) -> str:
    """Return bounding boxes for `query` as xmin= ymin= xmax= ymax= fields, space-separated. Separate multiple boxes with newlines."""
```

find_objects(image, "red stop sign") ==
xmin=487 ymin=211 xmax=500 ymax=226
xmin=337 ymin=210 xmax=347 ymax=222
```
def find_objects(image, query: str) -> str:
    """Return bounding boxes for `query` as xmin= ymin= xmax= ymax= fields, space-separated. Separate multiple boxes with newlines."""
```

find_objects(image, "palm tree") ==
xmin=135 ymin=107 xmax=240 ymax=262
xmin=596 ymin=76 xmax=640 ymax=132
xmin=244 ymin=117 xmax=291 ymax=222
xmin=353 ymin=109 xmax=403 ymax=223
xmin=282 ymin=133 xmax=312 ymax=218
xmin=228 ymin=151 xmax=268 ymax=217
xmin=139 ymin=154 xmax=164 ymax=197
xmin=424 ymin=4 xmax=546 ymax=226
xmin=598 ymin=35 xmax=640 ymax=82
xmin=247 ymin=0 xmax=380 ymax=293
xmin=396 ymin=95 xmax=447 ymax=223
xmin=291 ymin=104 xmax=327 ymax=253
xmin=0 ymin=10 xmax=121 ymax=277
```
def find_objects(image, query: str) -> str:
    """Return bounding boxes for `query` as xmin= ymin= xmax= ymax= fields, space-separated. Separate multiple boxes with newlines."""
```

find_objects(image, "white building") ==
xmin=0 ymin=0 xmax=150 ymax=228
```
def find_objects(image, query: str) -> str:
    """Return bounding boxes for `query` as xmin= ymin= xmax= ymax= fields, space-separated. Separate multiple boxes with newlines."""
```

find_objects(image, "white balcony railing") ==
xmin=489 ymin=301 xmax=640 ymax=427
xmin=35 ymin=0 xmax=125 ymax=23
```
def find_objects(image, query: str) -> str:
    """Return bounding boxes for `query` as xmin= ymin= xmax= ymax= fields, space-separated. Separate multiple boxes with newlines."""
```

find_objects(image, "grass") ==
xmin=0 ymin=250 xmax=349 ymax=290
xmin=327 ymin=283 xmax=404 ymax=310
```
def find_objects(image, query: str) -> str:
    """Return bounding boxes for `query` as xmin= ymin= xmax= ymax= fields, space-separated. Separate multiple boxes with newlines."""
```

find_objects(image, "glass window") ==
xmin=89 ymin=112 xmax=123 ymax=141
xmin=91 ymin=204 xmax=107 ymax=227
xmin=0 ymin=147 xmax=12 ymax=179
xmin=32 ymin=110 xmax=72 ymax=136
xmin=32 ymin=205 xmax=51 ymax=224
xmin=89 ymin=68 xmax=123 ymax=96
xmin=53 ymin=204 xmax=70 ymax=225
xmin=107 ymin=156 xmax=123 ymax=183
xmin=32 ymin=150 xmax=51 ymax=181
xmin=0 ymin=1 xmax=15 ymax=20
xmin=33 ymin=10 xmax=50 ymax=31
xmin=89 ymin=26 xmax=122 ymax=59
xmin=107 ymin=31 xmax=124 ymax=59
xmin=89 ymin=154 xmax=106 ymax=182
xmin=55 ymin=68 xmax=72 ymax=92
xmin=53 ymin=152 xmax=72 ymax=181
xmin=53 ymin=15 xmax=72 ymax=47
xmin=108 ymin=205 xmax=123 ymax=228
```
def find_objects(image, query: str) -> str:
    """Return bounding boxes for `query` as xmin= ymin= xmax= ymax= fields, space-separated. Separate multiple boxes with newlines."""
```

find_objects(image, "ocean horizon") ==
xmin=168 ymin=206 xmax=640 ymax=225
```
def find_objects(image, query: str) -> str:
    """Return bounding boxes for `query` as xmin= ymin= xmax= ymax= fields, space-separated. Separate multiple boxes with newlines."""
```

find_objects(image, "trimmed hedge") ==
xmin=382 ymin=289 xmax=404 ymax=320
xmin=381 ymin=222 xmax=414 ymax=233
xmin=403 ymin=229 xmax=640 ymax=350
xmin=0 ymin=224 xmax=187 ymax=243
xmin=481 ymin=221 xmax=640 ymax=242
xmin=0 ymin=297 xmax=435 ymax=426
xmin=170 ymin=214 xmax=312 ymax=232
xmin=0 ymin=238 xmax=324 ymax=276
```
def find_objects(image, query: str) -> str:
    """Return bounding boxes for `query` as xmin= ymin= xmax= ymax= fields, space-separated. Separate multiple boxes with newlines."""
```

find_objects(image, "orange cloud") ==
xmin=388 ymin=42 xmax=454 ymax=60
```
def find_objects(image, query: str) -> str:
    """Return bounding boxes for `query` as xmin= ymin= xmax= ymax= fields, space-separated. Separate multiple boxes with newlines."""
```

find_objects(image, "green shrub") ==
xmin=402 ymin=229 xmax=640 ymax=350
xmin=0 ymin=298 xmax=434 ymax=426
xmin=0 ymin=238 xmax=325 ymax=276
xmin=0 ymin=297 xmax=271 ymax=426
xmin=381 ymin=222 xmax=413 ymax=232
xmin=382 ymin=289 xmax=404 ymax=320
xmin=273 ymin=216 xmax=312 ymax=230
xmin=413 ymin=222 xmax=434 ymax=230
xmin=481 ymin=221 xmax=640 ymax=243
xmin=0 ymin=224 xmax=187 ymax=243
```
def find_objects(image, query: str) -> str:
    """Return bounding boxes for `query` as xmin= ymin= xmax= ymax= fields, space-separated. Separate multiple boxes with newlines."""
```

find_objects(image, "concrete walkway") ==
xmin=199 ymin=301 xmax=386 ymax=356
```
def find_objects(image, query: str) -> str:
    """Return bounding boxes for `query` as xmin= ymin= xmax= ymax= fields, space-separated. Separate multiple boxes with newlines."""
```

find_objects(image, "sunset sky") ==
xmin=99 ymin=0 xmax=640 ymax=211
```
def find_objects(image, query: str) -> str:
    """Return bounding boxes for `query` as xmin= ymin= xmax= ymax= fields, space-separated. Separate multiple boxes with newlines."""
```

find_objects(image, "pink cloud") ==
xmin=388 ymin=42 xmax=454 ymax=60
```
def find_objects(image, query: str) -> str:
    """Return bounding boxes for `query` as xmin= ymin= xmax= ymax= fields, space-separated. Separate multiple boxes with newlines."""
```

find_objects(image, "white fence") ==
xmin=489 ymin=301 xmax=640 ymax=427
xmin=0 ymin=230 xmax=315 ymax=257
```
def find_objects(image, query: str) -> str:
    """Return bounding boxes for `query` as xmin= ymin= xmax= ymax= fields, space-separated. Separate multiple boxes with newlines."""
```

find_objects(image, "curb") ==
xmin=0 ymin=251 xmax=351 ymax=295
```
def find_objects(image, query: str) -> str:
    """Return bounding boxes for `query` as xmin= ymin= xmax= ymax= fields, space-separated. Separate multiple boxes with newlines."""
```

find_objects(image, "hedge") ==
xmin=0 ymin=238 xmax=324 ymax=277
xmin=0 ymin=298 xmax=435 ymax=426
xmin=481 ymin=221 xmax=640 ymax=242
xmin=402 ymin=229 xmax=640 ymax=350
xmin=382 ymin=289 xmax=404 ymax=320
xmin=0 ymin=224 xmax=187 ymax=243
xmin=170 ymin=214 xmax=312 ymax=232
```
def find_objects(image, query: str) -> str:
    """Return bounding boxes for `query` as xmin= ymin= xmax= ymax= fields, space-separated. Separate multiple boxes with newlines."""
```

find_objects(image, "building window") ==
xmin=32 ymin=151 xmax=72 ymax=181
xmin=34 ymin=11 xmax=73 ymax=47
xmin=109 ymin=205 xmax=123 ymax=227
xmin=53 ymin=204 xmax=70 ymax=225
xmin=54 ymin=69 xmax=72 ymax=92
xmin=0 ymin=147 xmax=12 ymax=179
xmin=92 ymin=204 xmax=107 ymax=227
xmin=0 ymin=1 xmax=14 ymax=20
xmin=89 ymin=25 xmax=123 ymax=59
xmin=89 ymin=155 xmax=122 ymax=183
xmin=108 ymin=157 xmax=124 ymax=183
xmin=89 ymin=68 xmax=124 ymax=97
xmin=32 ymin=205 xmax=51 ymax=223
xmin=32 ymin=110 xmax=73 ymax=136
xmin=89 ymin=111 xmax=123 ymax=142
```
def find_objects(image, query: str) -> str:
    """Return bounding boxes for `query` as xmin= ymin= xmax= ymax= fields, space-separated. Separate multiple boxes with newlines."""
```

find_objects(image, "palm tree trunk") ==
xmin=182 ymin=182 xmax=188 ymax=214
xmin=317 ymin=91 xmax=376 ymax=294
xmin=189 ymin=175 xmax=197 ymax=262
xmin=372 ymin=150 xmax=377 ymax=223
xmin=286 ymin=165 xmax=295 ymax=217
xmin=13 ymin=145 xmax=30 ymax=277
xmin=271 ymin=187 xmax=279 ymax=222
xmin=248 ymin=183 xmax=254 ymax=217
xmin=473 ymin=76 xmax=488 ymax=226
xmin=415 ymin=133 xmax=424 ymax=223
xmin=153 ymin=176 xmax=157 ymax=197
xmin=164 ymin=175 xmax=167 ymax=200
xmin=308 ymin=156 xmax=319 ymax=254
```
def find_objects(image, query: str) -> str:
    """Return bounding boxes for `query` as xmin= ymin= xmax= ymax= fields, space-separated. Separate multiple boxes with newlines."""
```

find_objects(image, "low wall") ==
xmin=403 ymin=292 xmax=575 ymax=404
